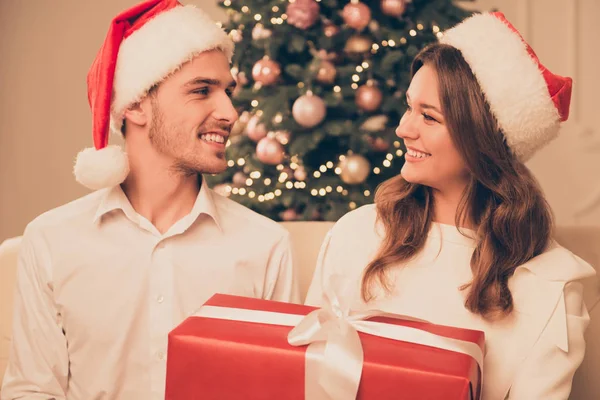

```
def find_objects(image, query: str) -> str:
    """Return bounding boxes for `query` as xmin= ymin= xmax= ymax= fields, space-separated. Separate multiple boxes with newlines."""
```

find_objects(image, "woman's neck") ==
xmin=431 ymin=185 xmax=474 ymax=229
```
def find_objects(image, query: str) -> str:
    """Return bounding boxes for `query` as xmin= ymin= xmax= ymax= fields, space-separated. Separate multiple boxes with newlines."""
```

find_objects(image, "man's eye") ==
xmin=193 ymin=87 xmax=209 ymax=96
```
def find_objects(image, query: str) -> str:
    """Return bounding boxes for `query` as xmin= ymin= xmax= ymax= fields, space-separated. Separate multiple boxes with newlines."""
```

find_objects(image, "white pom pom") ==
xmin=73 ymin=145 xmax=130 ymax=190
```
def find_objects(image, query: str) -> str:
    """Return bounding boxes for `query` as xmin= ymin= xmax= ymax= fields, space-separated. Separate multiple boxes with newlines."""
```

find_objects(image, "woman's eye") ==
xmin=423 ymin=112 xmax=437 ymax=122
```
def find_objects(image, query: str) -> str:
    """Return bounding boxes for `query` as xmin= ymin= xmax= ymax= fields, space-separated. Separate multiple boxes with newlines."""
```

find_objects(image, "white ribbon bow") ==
xmin=287 ymin=286 xmax=484 ymax=399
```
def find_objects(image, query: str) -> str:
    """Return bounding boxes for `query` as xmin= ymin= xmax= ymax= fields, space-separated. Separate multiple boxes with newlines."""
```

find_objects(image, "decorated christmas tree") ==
xmin=208 ymin=0 xmax=474 ymax=221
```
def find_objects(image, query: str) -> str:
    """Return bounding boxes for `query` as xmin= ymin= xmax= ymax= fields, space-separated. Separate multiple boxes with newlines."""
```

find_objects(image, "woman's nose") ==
xmin=395 ymin=115 xmax=418 ymax=139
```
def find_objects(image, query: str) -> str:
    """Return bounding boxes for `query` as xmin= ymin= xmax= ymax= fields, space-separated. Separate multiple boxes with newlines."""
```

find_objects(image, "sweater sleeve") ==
xmin=508 ymin=281 xmax=589 ymax=399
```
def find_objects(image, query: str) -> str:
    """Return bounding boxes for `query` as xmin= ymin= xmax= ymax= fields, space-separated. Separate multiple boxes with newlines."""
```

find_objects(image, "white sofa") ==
xmin=1 ymin=222 xmax=599 ymax=398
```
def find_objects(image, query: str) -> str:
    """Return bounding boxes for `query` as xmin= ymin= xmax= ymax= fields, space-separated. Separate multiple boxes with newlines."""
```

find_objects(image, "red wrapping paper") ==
xmin=165 ymin=294 xmax=484 ymax=400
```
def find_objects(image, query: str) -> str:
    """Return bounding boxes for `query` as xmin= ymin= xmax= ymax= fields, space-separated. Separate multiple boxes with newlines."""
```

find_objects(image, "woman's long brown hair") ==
xmin=361 ymin=44 xmax=553 ymax=319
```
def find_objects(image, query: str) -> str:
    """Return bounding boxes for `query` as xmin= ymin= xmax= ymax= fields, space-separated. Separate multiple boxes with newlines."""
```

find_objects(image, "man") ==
xmin=1 ymin=1 xmax=299 ymax=399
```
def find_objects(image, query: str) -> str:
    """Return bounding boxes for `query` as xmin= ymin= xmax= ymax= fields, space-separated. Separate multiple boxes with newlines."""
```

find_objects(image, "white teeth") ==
xmin=407 ymin=148 xmax=430 ymax=158
xmin=200 ymin=134 xmax=225 ymax=144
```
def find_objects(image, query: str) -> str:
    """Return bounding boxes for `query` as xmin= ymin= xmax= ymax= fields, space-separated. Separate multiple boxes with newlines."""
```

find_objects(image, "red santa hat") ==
xmin=439 ymin=12 xmax=572 ymax=161
xmin=74 ymin=0 xmax=234 ymax=190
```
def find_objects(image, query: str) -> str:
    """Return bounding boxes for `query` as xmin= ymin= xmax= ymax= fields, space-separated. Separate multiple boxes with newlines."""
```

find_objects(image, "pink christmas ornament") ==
xmin=252 ymin=57 xmax=281 ymax=86
xmin=286 ymin=0 xmax=320 ymax=30
xmin=256 ymin=137 xmax=285 ymax=165
xmin=246 ymin=115 xmax=268 ymax=142
xmin=356 ymin=83 xmax=383 ymax=112
xmin=281 ymin=208 xmax=299 ymax=221
xmin=381 ymin=0 xmax=406 ymax=18
xmin=232 ymin=171 xmax=248 ymax=186
xmin=293 ymin=165 xmax=307 ymax=181
xmin=292 ymin=93 xmax=326 ymax=128
xmin=342 ymin=1 xmax=372 ymax=31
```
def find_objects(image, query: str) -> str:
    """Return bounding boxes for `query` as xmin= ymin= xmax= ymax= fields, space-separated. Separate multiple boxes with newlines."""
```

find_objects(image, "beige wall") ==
xmin=1 ymin=0 xmax=598 ymax=242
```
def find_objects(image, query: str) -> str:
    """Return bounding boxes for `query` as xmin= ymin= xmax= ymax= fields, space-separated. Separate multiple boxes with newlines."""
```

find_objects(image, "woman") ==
xmin=305 ymin=12 xmax=595 ymax=400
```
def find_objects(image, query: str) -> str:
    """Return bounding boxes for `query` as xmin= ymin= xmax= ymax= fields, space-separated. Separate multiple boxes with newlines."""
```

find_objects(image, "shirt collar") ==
xmin=189 ymin=176 xmax=222 ymax=232
xmin=93 ymin=176 xmax=222 ymax=232
xmin=93 ymin=185 xmax=136 ymax=224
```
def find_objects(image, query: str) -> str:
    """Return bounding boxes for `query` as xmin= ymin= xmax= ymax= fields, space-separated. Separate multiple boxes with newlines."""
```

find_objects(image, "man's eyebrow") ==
xmin=184 ymin=77 xmax=237 ymax=88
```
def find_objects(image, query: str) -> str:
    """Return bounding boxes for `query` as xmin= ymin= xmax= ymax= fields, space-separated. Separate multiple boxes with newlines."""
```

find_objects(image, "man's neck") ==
xmin=122 ymin=154 xmax=200 ymax=235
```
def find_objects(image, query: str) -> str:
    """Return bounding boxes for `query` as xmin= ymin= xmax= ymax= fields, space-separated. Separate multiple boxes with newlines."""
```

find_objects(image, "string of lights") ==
xmin=216 ymin=0 xmax=443 ymax=209
xmin=223 ymin=142 xmax=404 ymax=204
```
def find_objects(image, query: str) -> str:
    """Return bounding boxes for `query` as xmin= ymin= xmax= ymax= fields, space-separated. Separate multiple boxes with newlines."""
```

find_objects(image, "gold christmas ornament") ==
xmin=344 ymin=35 xmax=372 ymax=54
xmin=339 ymin=154 xmax=371 ymax=184
xmin=360 ymin=114 xmax=389 ymax=132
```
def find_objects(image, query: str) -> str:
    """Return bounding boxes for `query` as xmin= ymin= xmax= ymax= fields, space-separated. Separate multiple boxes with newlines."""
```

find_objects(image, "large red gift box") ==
xmin=165 ymin=294 xmax=484 ymax=400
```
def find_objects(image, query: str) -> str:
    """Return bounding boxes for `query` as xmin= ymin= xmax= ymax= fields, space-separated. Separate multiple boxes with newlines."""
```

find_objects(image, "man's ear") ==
xmin=123 ymin=98 xmax=151 ymax=128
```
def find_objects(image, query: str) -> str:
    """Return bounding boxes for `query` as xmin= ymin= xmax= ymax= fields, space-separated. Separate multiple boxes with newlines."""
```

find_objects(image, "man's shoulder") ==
xmin=25 ymin=189 xmax=107 ymax=237
xmin=210 ymin=189 xmax=288 ymax=239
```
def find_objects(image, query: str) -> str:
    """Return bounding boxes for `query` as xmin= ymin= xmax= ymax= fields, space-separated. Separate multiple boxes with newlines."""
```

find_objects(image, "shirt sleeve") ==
xmin=1 ymin=228 xmax=69 ymax=400
xmin=508 ymin=281 xmax=589 ymax=399
xmin=263 ymin=231 xmax=301 ymax=304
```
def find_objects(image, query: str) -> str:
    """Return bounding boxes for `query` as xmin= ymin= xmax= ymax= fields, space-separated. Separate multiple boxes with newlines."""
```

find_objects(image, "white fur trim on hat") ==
xmin=110 ymin=5 xmax=234 ymax=134
xmin=440 ymin=14 xmax=560 ymax=161
xmin=74 ymin=145 xmax=130 ymax=190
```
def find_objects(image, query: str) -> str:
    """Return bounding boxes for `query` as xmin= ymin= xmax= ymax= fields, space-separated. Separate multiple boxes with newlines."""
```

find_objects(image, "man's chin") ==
xmin=173 ymin=157 xmax=228 ymax=176
xmin=196 ymin=159 xmax=228 ymax=175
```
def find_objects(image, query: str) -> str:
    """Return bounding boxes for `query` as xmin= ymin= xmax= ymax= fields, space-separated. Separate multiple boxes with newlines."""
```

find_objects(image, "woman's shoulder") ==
xmin=513 ymin=242 xmax=596 ymax=285
xmin=331 ymin=203 xmax=379 ymax=235
xmin=326 ymin=204 xmax=382 ymax=254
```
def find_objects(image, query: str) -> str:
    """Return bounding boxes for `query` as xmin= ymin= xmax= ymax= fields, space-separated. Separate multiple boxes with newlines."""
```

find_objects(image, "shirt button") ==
xmin=157 ymin=351 xmax=165 ymax=360
xmin=157 ymin=295 xmax=164 ymax=304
